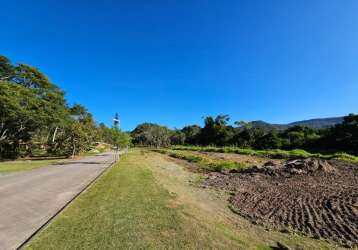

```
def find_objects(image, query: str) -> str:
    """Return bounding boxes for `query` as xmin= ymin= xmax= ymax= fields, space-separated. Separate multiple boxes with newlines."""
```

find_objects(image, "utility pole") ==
xmin=113 ymin=113 xmax=120 ymax=129
xmin=113 ymin=113 xmax=120 ymax=160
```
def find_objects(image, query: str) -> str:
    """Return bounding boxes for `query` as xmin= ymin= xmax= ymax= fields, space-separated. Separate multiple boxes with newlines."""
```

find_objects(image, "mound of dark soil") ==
xmin=282 ymin=158 xmax=335 ymax=174
xmin=241 ymin=158 xmax=335 ymax=177
xmin=204 ymin=159 xmax=358 ymax=247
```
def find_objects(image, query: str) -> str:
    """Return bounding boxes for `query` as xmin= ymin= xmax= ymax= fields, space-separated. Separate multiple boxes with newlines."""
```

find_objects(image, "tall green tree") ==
xmin=181 ymin=125 xmax=201 ymax=145
xmin=50 ymin=104 xmax=97 ymax=157
xmin=131 ymin=123 xmax=171 ymax=147
xmin=322 ymin=114 xmax=358 ymax=153
xmin=198 ymin=115 xmax=233 ymax=146
xmin=0 ymin=55 xmax=99 ymax=158
xmin=170 ymin=130 xmax=186 ymax=145
xmin=0 ymin=56 xmax=14 ymax=80
xmin=253 ymin=130 xmax=282 ymax=149
xmin=0 ymin=82 xmax=65 ymax=158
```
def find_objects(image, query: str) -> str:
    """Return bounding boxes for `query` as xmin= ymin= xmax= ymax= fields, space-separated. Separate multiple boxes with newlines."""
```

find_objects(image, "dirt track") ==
xmin=205 ymin=159 xmax=358 ymax=247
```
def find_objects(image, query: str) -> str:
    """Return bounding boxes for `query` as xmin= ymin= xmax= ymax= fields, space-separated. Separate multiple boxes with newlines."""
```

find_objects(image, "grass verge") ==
xmin=171 ymin=146 xmax=358 ymax=163
xmin=0 ymin=159 xmax=65 ymax=173
xmin=25 ymin=149 xmax=340 ymax=250
xmin=153 ymin=148 xmax=248 ymax=172
xmin=25 ymin=150 xmax=238 ymax=249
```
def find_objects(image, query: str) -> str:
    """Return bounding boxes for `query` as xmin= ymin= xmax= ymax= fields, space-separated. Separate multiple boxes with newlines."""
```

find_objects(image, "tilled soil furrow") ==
xmin=205 ymin=158 xmax=358 ymax=247
xmin=267 ymin=204 xmax=281 ymax=221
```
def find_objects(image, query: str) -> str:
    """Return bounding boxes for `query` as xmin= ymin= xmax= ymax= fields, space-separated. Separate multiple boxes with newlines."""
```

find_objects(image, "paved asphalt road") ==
xmin=0 ymin=152 xmax=116 ymax=250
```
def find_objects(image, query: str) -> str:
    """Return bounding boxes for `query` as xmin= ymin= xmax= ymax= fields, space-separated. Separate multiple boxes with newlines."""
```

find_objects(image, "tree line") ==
xmin=2 ymin=54 xmax=355 ymax=158
xmin=131 ymin=114 xmax=358 ymax=155
xmin=0 ymin=55 xmax=130 ymax=159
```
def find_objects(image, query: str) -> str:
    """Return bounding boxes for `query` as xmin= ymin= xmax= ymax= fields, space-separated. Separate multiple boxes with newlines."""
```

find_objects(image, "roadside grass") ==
xmin=146 ymin=150 xmax=339 ymax=250
xmin=25 ymin=149 xmax=244 ymax=249
xmin=0 ymin=148 xmax=108 ymax=173
xmin=0 ymin=159 xmax=65 ymax=173
xmin=171 ymin=145 xmax=358 ymax=163
xmin=153 ymin=148 xmax=249 ymax=172
xmin=26 ymin=149 xmax=338 ymax=250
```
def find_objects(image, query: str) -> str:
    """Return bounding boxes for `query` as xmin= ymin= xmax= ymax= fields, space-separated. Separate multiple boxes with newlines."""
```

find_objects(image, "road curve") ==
xmin=0 ymin=152 xmax=116 ymax=250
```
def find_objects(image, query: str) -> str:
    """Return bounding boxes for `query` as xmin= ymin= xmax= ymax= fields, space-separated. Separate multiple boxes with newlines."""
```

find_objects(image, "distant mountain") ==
xmin=249 ymin=117 xmax=344 ymax=130
xmin=249 ymin=121 xmax=282 ymax=130
xmin=288 ymin=117 xmax=344 ymax=129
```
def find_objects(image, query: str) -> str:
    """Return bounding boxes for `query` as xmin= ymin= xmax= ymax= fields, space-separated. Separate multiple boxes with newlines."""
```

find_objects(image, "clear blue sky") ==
xmin=1 ymin=0 xmax=357 ymax=131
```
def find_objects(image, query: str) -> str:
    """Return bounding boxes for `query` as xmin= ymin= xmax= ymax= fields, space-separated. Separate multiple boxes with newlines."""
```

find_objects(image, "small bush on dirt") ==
xmin=329 ymin=152 xmax=358 ymax=162
xmin=288 ymin=149 xmax=314 ymax=158
xmin=152 ymin=149 xmax=169 ymax=154
xmin=208 ymin=161 xmax=247 ymax=172
xmin=168 ymin=152 xmax=203 ymax=163
xmin=184 ymin=155 xmax=202 ymax=163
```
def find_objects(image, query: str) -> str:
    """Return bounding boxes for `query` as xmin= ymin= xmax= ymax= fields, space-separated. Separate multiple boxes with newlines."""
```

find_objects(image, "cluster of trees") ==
xmin=97 ymin=123 xmax=131 ymax=148
xmin=0 ymin=55 xmax=130 ymax=159
xmin=131 ymin=114 xmax=358 ymax=154
xmin=2 ymin=54 xmax=355 ymax=158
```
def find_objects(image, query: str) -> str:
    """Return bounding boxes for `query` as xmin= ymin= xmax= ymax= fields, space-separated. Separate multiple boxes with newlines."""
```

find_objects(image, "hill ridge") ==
xmin=249 ymin=116 xmax=344 ymax=130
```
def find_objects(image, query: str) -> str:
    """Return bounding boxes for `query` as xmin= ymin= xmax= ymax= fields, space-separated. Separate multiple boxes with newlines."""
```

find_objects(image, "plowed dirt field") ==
xmin=205 ymin=159 xmax=358 ymax=247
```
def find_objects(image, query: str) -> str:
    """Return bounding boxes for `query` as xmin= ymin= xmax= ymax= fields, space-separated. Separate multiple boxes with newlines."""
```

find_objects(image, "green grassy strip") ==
xmin=26 ymin=150 xmax=246 ymax=249
xmin=153 ymin=149 xmax=248 ymax=172
xmin=170 ymin=146 xmax=358 ymax=163
xmin=0 ymin=159 xmax=65 ymax=173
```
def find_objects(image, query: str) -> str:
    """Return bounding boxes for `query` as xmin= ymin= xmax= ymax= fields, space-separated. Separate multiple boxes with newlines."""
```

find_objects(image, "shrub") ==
xmin=184 ymin=155 xmax=202 ymax=163
xmin=329 ymin=152 xmax=358 ymax=162
xmin=208 ymin=161 xmax=247 ymax=172
xmin=288 ymin=149 xmax=313 ymax=158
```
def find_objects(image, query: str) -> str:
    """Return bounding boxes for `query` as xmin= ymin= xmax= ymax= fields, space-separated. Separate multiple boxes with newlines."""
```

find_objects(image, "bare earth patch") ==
xmin=205 ymin=159 xmax=358 ymax=248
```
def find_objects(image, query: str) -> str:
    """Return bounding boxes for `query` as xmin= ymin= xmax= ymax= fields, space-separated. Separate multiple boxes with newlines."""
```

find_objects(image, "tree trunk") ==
xmin=72 ymin=141 xmax=76 ymax=159
xmin=52 ymin=127 xmax=58 ymax=143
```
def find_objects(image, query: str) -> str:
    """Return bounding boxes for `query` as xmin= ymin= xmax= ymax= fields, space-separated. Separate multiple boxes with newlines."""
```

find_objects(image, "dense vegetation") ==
xmin=131 ymin=114 xmax=358 ymax=155
xmin=2 ymin=54 xmax=356 ymax=159
xmin=0 ymin=55 xmax=130 ymax=159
